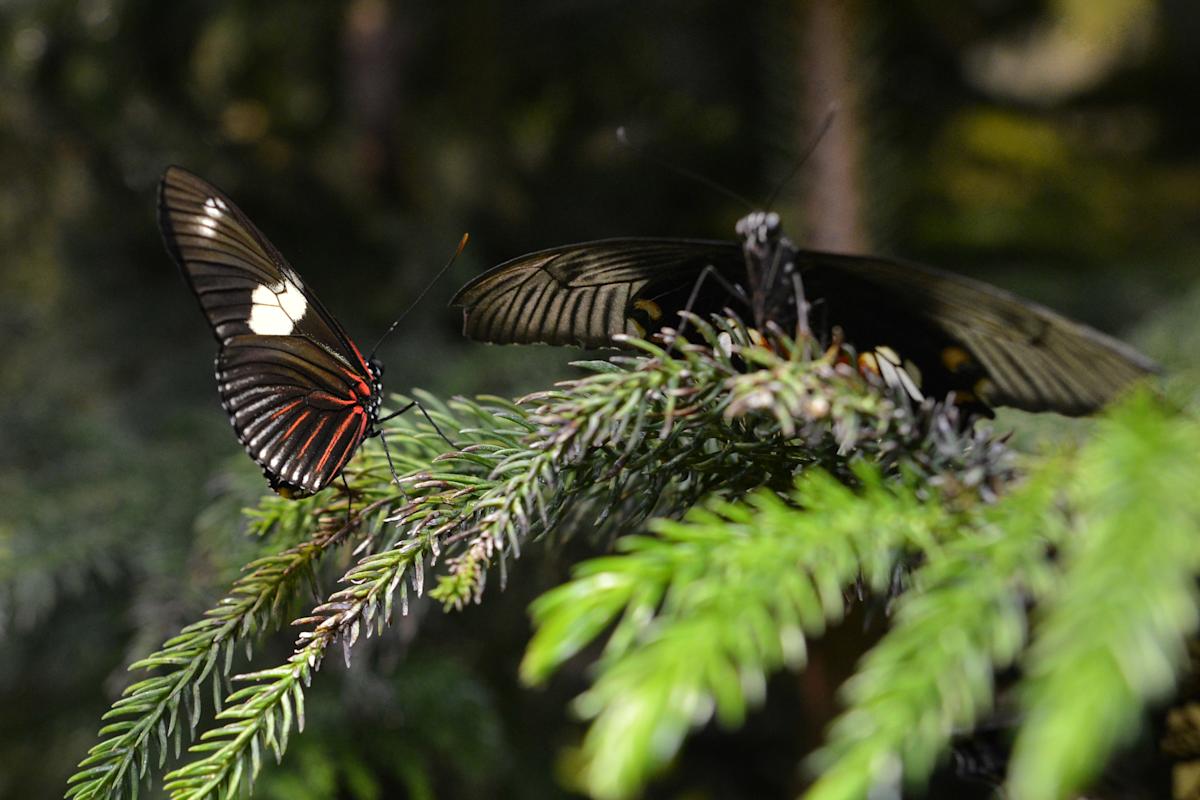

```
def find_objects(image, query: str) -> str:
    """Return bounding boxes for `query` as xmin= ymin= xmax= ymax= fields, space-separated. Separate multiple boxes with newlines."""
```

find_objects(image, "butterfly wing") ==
xmin=159 ymin=166 xmax=379 ymax=496
xmin=159 ymin=167 xmax=366 ymax=358
xmin=796 ymin=251 xmax=1159 ymax=414
xmin=453 ymin=237 xmax=1156 ymax=415
xmin=450 ymin=239 xmax=745 ymax=346
xmin=217 ymin=335 xmax=373 ymax=497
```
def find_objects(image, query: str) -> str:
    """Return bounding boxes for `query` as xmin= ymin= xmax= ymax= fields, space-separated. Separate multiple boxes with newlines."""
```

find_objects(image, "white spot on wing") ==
xmin=196 ymin=215 xmax=219 ymax=237
xmin=248 ymin=280 xmax=308 ymax=335
xmin=197 ymin=197 xmax=228 ymax=237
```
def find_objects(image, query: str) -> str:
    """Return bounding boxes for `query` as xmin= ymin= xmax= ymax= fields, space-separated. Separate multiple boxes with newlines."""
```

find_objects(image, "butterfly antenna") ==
xmin=368 ymin=232 xmax=470 ymax=359
xmin=615 ymin=126 xmax=757 ymax=211
xmin=763 ymin=105 xmax=838 ymax=210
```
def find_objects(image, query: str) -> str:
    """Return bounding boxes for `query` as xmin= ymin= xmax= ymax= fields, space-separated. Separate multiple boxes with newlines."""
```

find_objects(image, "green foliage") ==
xmin=66 ymin=393 xmax=457 ymax=800
xmin=1008 ymin=394 xmax=1200 ymax=799
xmin=522 ymin=468 xmax=954 ymax=799
xmin=253 ymin=653 xmax=506 ymax=800
xmin=123 ymin=394 xmax=517 ymax=800
xmin=523 ymin=388 xmax=1200 ymax=800
xmin=67 ymin=320 xmax=1196 ymax=800
xmin=66 ymin=500 xmax=351 ymax=800
xmin=805 ymin=463 xmax=1066 ymax=799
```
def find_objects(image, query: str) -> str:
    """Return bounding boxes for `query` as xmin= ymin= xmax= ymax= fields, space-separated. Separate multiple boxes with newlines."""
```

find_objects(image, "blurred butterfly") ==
xmin=159 ymin=166 xmax=390 ymax=498
xmin=452 ymin=210 xmax=1157 ymax=415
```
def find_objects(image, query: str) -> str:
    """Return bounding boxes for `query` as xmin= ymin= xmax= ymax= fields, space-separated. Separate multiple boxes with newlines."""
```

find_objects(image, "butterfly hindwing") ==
xmin=218 ymin=335 xmax=373 ymax=496
xmin=159 ymin=167 xmax=380 ymax=497
xmin=796 ymin=251 xmax=1158 ymax=414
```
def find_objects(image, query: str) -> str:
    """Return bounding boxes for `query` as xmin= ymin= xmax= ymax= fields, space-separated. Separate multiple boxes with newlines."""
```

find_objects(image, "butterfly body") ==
xmin=453 ymin=212 xmax=1157 ymax=415
xmin=159 ymin=167 xmax=383 ymax=497
xmin=734 ymin=211 xmax=804 ymax=333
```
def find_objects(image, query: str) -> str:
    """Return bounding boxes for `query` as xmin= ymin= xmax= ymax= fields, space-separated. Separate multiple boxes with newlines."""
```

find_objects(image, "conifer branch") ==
xmin=151 ymin=321 xmax=935 ymax=799
xmin=806 ymin=464 xmax=1066 ymax=799
xmin=67 ymin=393 xmax=456 ymax=800
xmin=154 ymin=397 xmax=518 ymax=800
xmin=159 ymin=529 xmax=437 ymax=800
xmin=807 ymin=391 xmax=1199 ymax=800
xmin=66 ymin=495 xmax=371 ymax=800
xmin=522 ymin=467 xmax=959 ymax=799
xmin=424 ymin=317 xmax=1009 ymax=609
xmin=1008 ymin=392 xmax=1200 ymax=800
xmin=81 ymin=318 xmax=1168 ymax=800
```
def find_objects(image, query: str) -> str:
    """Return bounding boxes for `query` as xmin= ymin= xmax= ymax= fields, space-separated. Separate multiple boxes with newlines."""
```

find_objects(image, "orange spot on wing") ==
xmin=941 ymin=346 xmax=973 ymax=373
xmin=973 ymin=378 xmax=996 ymax=400
xmin=633 ymin=299 xmax=663 ymax=321
xmin=857 ymin=352 xmax=880 ymax=376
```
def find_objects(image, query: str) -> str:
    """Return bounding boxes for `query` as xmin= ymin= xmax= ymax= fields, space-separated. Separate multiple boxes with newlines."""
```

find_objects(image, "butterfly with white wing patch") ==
xmin=158 ymin=166 xmax=397 ymax=499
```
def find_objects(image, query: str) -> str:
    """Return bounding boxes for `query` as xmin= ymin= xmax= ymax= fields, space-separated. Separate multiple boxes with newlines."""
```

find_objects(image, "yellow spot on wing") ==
xmin=941 ymin=346 xmax=972 ymax=373
xmin=633 ymin=299 xmax=663 ymax=320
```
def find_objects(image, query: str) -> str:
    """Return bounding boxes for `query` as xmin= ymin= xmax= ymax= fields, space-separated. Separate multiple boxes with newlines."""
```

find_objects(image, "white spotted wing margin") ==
xmin=158 ymin=166 xmax=381 ymax=497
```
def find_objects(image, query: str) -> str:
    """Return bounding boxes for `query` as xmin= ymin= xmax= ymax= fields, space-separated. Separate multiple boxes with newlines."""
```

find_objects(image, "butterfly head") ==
xmin=735 ymin=211 xmax=782 ymax=247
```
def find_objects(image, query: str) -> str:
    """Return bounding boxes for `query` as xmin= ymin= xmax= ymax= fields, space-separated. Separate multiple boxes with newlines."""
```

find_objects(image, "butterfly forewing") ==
xmin=159 ymin=168 xmax=364 ymax=359
xmin=159 ymin=167 xmax=380 ymax=497
xmin=451 ymin=239 xmax=744 ymax=346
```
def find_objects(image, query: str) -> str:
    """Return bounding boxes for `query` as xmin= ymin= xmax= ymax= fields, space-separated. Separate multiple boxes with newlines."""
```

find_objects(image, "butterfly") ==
xmin=451 ymin=210 xmax=1157 ymax=415
xmin=159 ymin=166 xmax=389 ymax=498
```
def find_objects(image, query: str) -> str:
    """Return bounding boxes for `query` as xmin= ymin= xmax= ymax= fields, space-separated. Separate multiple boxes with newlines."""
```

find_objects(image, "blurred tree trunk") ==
xmin=791 ymin=0 xmax=871 ymax=774
xmin=796 ymin=0 xmax=869 ymax=252
xmin=344 ymin=0 xmax=407 ymax=192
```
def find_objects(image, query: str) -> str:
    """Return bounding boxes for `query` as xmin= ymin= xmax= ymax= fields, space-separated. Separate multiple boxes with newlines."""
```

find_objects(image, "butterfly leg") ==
xmin=341 ymin=471 xmax=354 ymax=530
xmin=674 ymin=263 xmax=750 ymax=345
xmin=376 ymin=400 xmax=459 ymax=451
xmin=374 ymin=427 xmax=405 ymax=493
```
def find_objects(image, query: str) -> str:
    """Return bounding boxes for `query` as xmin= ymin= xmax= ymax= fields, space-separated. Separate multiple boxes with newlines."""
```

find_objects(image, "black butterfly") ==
xmin=451 ymin=211 xmax=1157 ymax=415
xmin=159 ymin=166 xmax=387 ymax=498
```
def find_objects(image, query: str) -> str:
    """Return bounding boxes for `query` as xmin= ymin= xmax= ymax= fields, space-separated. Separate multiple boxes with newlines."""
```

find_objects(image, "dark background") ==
xmin=1 ymin=1 xmax=1197 ymax=797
